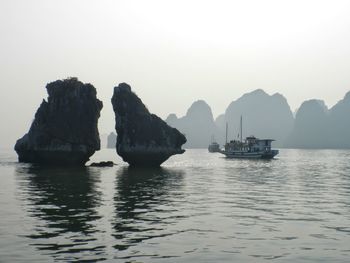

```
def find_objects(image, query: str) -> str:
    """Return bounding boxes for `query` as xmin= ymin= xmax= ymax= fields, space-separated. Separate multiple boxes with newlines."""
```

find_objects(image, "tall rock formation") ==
xmin=285 ymin=91 xmax=350 ymax=149
xmin=165 ymin=100 xmax=222 ymax=148
xmin=284 ymin=100 xmax=329 ymax=148
xmin=165 ymin=91 xmax=294 ymax=148
xmin=111 ymin=83 xmax=186 ymax=166
xmin=15 ymin=78 xmax=103 ymax=165
xmin=223 ymin=89 xmax=294 ymax=147
xmin=328 ymin=91 xmax=350 ymax=148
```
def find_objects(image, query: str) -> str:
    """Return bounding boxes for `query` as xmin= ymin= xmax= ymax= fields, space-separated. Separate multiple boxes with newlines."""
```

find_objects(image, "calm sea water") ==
xmin=1 ymin=148 xmax=350 ymax=262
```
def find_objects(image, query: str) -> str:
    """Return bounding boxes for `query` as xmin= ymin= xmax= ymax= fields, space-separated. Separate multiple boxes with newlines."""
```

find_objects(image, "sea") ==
xmin=1 ymin=148 xmax=350 ymax=263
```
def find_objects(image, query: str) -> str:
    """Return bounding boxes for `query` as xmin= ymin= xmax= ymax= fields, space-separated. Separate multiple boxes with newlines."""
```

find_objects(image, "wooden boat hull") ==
xmin=219 ymin=150 xmax=279 ymax=159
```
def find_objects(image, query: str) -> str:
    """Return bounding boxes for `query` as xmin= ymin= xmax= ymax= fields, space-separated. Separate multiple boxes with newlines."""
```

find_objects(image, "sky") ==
xmin=1 ymin=0 xmax=350 ymax=148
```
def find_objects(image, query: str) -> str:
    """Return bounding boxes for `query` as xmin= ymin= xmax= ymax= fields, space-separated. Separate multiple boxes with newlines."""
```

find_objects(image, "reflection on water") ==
xmin=15 ymin=165 xmax=106 ymax=262
xmin=1 ymin=149 xmax=350 ymax=262
xmin=113 ymin=167 xmax=185 ymax=254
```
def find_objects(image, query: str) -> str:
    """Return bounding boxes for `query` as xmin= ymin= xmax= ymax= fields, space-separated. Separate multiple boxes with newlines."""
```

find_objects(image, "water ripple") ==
xmin=0 ymin=149 xmax=350 ymax=262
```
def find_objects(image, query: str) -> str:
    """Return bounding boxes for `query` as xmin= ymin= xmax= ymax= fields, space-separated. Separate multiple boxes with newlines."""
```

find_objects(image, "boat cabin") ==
xmin=225 ymin=136 xmax=275 ymax=153
xmin=220 ymin=117 xmax=279 ymax=158
xmin=247 ymin=137 xmax=275 ymax=152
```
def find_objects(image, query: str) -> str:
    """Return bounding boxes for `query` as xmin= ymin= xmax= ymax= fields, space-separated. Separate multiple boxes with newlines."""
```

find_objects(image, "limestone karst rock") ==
xmin=165 ymin=100 xmax=222 ymax=148
xmin=284 ymin=99 xmax=329 ymax=148
xmin=165 ymin=91 xmax=294 ymax=148
xmin=328 ymin=91 xmax=350 ymax=148
xmin=111 ymin=83 xmax=186 ymax=166
xmin=165 ymin=100 xmax=223 ymax=148
xmin=285 ymin=92 xmax=350 ymax=149
xmin=15 ymin=78 xmax=103 ymax=165
xmin=223 ymin=89 xmax=294 ymax=147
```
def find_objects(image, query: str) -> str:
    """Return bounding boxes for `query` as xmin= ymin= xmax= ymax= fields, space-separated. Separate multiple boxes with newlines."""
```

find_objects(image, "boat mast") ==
xmin=225 ymin=122 xmax=228 ymax=144
xmin=240 ymin=115 xmax=243 ymax=143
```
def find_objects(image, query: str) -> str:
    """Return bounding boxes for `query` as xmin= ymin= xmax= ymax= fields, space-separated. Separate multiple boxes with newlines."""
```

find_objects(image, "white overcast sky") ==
xmin=1 ymin=0 xmax=350 ymax=148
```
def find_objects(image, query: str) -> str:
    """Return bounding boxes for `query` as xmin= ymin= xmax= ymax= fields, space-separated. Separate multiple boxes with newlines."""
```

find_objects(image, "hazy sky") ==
xmin=1 ymin=0 xmax=350 ymax=148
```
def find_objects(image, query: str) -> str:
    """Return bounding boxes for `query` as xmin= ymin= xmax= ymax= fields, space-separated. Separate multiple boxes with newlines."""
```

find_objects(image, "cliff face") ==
xmin=111 ymin=83 xmax=186 ymax=166
xmin=15 ymin=78 xmax=103 ymax=165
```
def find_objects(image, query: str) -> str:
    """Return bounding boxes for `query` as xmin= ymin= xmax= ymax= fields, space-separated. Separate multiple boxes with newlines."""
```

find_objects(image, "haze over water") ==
xmin=2 ymin=0 xmax=350 ymax=148
xmin=1 ymin=148 xmax=350 ymax=262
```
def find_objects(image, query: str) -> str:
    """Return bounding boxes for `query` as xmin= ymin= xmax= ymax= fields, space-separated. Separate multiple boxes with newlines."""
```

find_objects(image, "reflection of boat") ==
xmin=208 ymin=135 xmax=220 ymax=153
xmin=220 ymin=116 xmax=279 ymax=159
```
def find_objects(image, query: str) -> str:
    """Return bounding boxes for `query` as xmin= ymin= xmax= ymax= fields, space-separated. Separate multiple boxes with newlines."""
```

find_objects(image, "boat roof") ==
xmin=246 ymin=136 xmax=256 ymax=139
xmin=246 ymin=136 xmax=275 ymax=141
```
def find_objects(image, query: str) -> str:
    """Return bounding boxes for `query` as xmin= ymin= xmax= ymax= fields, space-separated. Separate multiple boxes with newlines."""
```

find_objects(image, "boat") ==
xmin=208 ymin=142 xmax=220 ymax=152
xmin=208 ymin=135 xmax=220 ymax=153
xmin=219 ymin=116 xmax=279 ymax=159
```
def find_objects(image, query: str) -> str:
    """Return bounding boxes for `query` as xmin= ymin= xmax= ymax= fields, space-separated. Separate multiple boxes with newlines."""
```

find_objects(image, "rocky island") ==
xmin=111 ymin=83 xmax=186 ymax=166
xmin=15 ymin=78 xmax=103 ymax=165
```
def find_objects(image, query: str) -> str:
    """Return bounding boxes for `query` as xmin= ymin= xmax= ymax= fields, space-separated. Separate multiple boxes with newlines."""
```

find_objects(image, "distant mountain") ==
xmin=165 ymin=90 xmax=350 ymax=149
xmin=165 ymin=100 xmax=222 ymax=148
xmin=285 ymin=92 xmax=350 ymax=149
xmin=221 ymin=89 xmax=294 ymax=147
xmin=107 ymin=132 xmax=117 ymax=148
xmin=284 ymin=100 xmax=329 ymax=148
xmin=328 ymin=91 xmax=350 ymax=148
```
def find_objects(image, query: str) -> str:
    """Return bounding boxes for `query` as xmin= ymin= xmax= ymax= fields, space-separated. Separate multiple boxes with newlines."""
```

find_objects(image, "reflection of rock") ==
xmin=107 ymin=132 xmax=117 ymax=148
xmin=15 ymin=165 xmax=105 ymax=261
xmin=111 ymin=83 xmax=186 ymax=166
xmin=16 ymin=166 xmax=102 ymax=235
xmin=112 ymin=167 xmax=184 ymax=251
xmin=15 ymin=78 xmax=103 ymax=165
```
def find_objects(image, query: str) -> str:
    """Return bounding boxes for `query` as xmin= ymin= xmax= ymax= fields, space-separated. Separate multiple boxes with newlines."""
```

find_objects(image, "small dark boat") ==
xmin=208 ymin=142 xmax=220 ymax=153
xmin=208 ymin=135 xmax=220 ymax=153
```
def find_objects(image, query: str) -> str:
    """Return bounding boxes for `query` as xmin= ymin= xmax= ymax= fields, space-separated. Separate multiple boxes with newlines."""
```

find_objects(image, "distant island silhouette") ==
xmin=285 ymin=92 xmax=350 ymax=149
xmin=165 ymin=100 xmax=221 ymax=148
xmin=164 ymin=89 xmax=350 ymax=149
xmin=107 ymin=132 xmax=117 ymax=148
